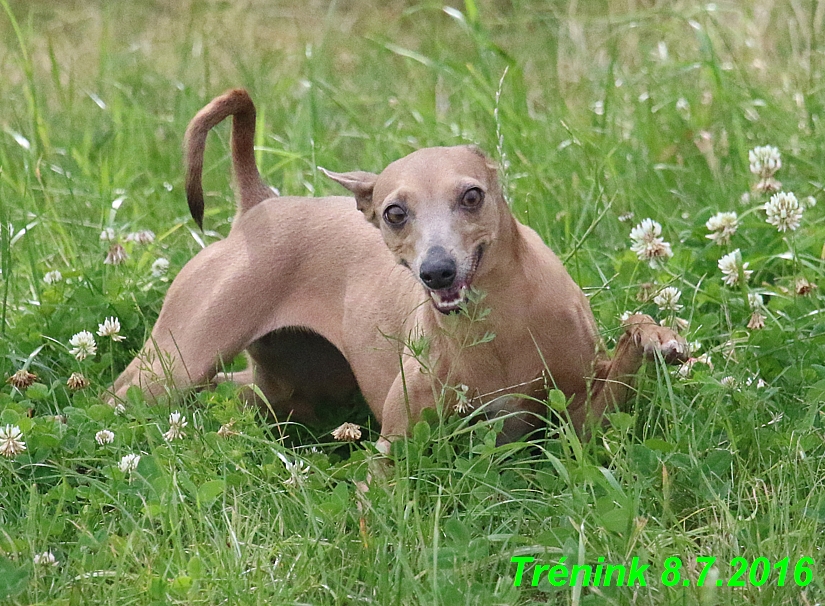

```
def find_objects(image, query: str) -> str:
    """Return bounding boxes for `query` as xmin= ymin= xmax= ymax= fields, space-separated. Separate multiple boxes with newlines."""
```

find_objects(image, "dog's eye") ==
xmin=383 ymin=204 xmax=408 ymax=226
xmin=461 ymin=187 xmax=484 ymax=209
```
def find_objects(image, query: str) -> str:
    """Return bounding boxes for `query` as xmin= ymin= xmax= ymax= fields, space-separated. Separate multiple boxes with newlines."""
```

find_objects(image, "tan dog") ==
xmin=111 ymin=89 xmax=686 ymax=452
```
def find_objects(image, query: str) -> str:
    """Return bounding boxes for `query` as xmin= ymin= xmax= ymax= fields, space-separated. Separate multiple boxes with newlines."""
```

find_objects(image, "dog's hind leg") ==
xmin=110 ymin=240 xmax=268 ymax=407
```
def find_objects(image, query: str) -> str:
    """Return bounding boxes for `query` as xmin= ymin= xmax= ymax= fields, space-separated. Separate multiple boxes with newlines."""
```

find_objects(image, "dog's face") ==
xmin=322 ymin=146 xmax=507 ymax=314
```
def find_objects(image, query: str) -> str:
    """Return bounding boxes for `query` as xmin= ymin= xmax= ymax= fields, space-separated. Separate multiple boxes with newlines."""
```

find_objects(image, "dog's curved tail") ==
xmin=184 ymin=89 xmax=274 ymax=229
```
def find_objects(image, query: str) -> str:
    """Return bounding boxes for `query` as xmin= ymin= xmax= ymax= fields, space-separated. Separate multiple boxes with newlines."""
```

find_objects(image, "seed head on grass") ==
xmin=718 ymin=249 xmax=752 ymax=287
xmin=332 ymin=422 xmax=362 ymax=442
xmin=6 ymin=369 xmax=37 ymax=390
xmin=118 ymin=453 xmax=140 ymax=474
xmin=764 ymin=191 xmax=803 ymax=232
xmin=67 ymin=372 xmax=90 ymax=390
xmin=124 ymin=230 xmax=155 ymax=244
xmin=97 ymin=317 xmax=125 ymax=341
xmin=217 ymin=420 xmax=239 ymax=438
xmin=69 ymin=331 xmax=97 ymax=360
xmin=705 ymin=211 xmax=738 ymax=245
xmin=629 ymin=218 xmax=673 ymax=267
xmin=796 ymin=278 xmax=817 ymax=296
xmin=654 ymin=286 xmax=683 ymax=311
xmin=0 ymin=425 xmax=26 ymax=458
xmin=163 ymin=412 xmax=188 ymax=441
xmin=104 ymin=243 xmax=128 ymax=265
xmin=747 ymin=293 xmax=766 ymax=329
xmin=747 ymin=311 xmax=766 ymax=330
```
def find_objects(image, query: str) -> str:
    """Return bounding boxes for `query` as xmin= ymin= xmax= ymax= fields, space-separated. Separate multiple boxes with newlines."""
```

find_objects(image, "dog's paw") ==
xmin=623 ymin=313 xmax=688 ymax=365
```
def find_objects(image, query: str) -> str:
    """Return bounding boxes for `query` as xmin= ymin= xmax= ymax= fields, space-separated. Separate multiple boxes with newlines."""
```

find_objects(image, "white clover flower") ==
xmin=748 ymin=293 xmax=764 ymax=310
xmin=151 ymin=258 xmax=170 ymax=278
xmin=718 ymin=249 xmax=752 ymax=287
xmin=764 ymin=191 xmax=803 ymax=232
xmin=104 ymin=243 xmax=128 ymax=265
xmin=163 ymin=411 xmax=188 ymax=441
xmin=124 ymin=230 xmax=155 ymax=245
xmin=746 ymin=375 xmax=768 ymax=389
xmin=662 ymin=316 xmax=689 ymax=333
xmin=331 ymin=422 xmax=362 ymax=442
xmin=676 ymin=97 xmax=690 ymax=118
xmin=100 ymin=227 xmax=116 ymax=241
xmin=629 ymin=218 xmax=673 ymax=267
xmin=696 ymin=353 xmax=713 ymax=368
xmin=95 ymin=429 xmax=115 ymax=445
xmin=69 ymin=330 xmax=97 ymax=361
xmin=97 ymin=317 xmax=125 ymax=342
xmin=720 ymin=376 xmax=737 ymax=389
xmin=748 ymin=145 xmax=781 ymax=179
xmin=654 ymin=286 xmax=683 ymax=312
xmin=451 ymin=383 xmax=474 ymax=415
xmin=43 ymin=270 xmax=63 ymax=285
xmin=803 ymin=196 xmax=817 ymax=209
xmin=33 ymin=551 xmax=58 ymax=566
xmin=676 ymin=353 xmax=713 ymax=378
xmin=618 ymin=211 xmax=635 ymax=223
xmin=118 ymin=453 xmax=141 ymax=473
xmin=0 ymin=424 xmax=26 ymax=458
xmin=282 ymin=458 xmax=310 ymax=488
xmin=705 ymin=211 xmax=738 ymax=245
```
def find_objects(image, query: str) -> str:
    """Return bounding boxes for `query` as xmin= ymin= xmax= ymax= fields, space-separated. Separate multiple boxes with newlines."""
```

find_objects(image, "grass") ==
xmin=1 ymin=0 xmax=824 ymax=604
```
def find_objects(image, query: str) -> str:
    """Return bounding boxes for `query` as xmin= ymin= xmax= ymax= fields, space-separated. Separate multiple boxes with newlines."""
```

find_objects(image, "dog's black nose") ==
xmin=419 ymin=247 xmax=457 ymax=290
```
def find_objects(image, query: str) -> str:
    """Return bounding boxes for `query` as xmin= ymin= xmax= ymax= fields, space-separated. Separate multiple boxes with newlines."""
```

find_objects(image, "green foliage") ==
xmin=1 ymin=0 xmax=824 ymax=604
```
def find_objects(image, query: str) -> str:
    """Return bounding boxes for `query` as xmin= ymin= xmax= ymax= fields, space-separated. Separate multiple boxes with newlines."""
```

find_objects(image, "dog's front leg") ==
xmin=573 ymin=313 xmax=687 ymax=432
xmin=375 ymin=357 xmax=438 ymax=455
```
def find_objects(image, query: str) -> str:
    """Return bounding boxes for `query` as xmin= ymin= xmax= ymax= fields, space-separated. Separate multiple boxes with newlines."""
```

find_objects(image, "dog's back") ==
xmin=184 ymin=89 xmax=274 ymax=228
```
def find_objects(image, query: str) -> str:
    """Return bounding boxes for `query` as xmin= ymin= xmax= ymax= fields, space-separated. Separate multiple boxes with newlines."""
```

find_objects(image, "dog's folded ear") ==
xmin=319 ymin=168 xmax=379 ymax=226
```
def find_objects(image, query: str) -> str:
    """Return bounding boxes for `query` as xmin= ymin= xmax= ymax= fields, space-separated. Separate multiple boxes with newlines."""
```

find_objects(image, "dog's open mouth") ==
xmin=427 ymin=246 xmax=484 ymax=315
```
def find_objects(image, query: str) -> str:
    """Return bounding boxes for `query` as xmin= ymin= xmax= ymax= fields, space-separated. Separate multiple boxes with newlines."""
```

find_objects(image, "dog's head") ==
xmin=322 ymin=146 xmax=509 ymax=314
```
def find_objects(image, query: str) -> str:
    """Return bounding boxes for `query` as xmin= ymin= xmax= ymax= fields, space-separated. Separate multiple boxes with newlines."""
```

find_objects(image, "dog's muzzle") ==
xmin=419 ymin=247 xmax=457 ymax=291
xmin=420 ymin=246 xmax=483 ymax=314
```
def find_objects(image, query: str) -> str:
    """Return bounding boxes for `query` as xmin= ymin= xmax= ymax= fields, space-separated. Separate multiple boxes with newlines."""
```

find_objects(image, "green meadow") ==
xmin=1 ymin=0 xmax=824 ymax=603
